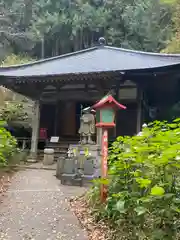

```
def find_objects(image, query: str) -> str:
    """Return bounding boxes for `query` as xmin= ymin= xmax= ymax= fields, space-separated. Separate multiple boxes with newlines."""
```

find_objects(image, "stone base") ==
xmin=43 ymin=148 xmax=54 ymax=165
xmin=61 ymin=173 xmax=83 ymax=187
xmin=56 ymin=156 xmax=65 ymax=179
xmin=27 ymin=152 xmax=38 ymax=163
xmin=27 ymin=158 xmax=37 ymax=163
xmin=43 ymin=157 xmax=54 ymax=165
xmin=59 ymin=144 xmax=101 ymax=187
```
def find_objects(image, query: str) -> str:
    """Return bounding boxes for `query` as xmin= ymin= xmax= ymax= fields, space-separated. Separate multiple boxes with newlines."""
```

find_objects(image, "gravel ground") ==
xmin=0 ymin=168 xmax=88 ymax=240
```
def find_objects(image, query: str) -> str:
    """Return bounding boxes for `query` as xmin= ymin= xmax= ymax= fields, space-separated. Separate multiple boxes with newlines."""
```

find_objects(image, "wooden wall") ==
xmin=61 ymin=101 xmax=76 ymax=136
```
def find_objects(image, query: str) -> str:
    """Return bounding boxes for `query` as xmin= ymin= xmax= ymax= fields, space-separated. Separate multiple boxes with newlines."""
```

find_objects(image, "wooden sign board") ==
xmin=50 ymin=136 xmax=59 ymax=143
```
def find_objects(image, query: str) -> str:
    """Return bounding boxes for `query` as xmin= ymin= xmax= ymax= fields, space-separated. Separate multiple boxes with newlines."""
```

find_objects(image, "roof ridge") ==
xmin=0 ymin=46 xmax=98 ymax=70
xmin=105 ymin=46 xmax=180 ymax=58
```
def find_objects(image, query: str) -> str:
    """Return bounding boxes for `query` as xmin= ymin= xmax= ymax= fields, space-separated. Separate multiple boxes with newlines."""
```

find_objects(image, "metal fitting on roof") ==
xmin=98 ymin=37 xmax=106 ymax=46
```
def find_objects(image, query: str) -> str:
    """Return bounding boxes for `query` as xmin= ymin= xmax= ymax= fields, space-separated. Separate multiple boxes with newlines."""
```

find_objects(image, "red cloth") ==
xmin=39 ymin=128 xmax=47 ymax=140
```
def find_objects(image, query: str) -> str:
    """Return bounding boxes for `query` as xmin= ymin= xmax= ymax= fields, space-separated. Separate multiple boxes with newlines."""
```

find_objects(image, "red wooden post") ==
xmin=101 ymin=129 xmax=108 ymax=202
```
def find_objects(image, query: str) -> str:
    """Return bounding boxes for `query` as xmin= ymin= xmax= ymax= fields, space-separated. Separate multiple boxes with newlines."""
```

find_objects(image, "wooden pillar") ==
xmin=28 ymin=100 xmax=40 ymax=162
xmin=96 ymin=128 xmax=102 ymax=147
xmin=54 ymin=101 xmax=58 ymax=136
xmin=114 ymin=116 xmax=116 ymax=138
xmin=136 ymin=88 xmax=143 ymax=134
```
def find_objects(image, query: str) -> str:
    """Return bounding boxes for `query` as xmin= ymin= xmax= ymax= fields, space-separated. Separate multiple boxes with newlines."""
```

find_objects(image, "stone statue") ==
xmin=78 ymin=109 xmax=95 ymax=145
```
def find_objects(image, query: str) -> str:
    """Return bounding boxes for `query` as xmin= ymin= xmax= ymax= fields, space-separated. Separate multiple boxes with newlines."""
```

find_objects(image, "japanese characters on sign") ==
xmin=102 ymin=130 xmax=108 ymax=177
xmin=101 ymin=129 xmax=108 ymax=202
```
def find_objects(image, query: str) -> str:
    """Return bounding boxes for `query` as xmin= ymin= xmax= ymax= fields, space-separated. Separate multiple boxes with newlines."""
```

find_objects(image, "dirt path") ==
xmin=0 ymin=168 xmax=88 ymax=240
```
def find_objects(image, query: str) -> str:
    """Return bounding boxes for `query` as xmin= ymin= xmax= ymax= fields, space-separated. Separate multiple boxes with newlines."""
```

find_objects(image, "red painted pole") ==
xmin=100 ymin=128 xmax=108 ymax=203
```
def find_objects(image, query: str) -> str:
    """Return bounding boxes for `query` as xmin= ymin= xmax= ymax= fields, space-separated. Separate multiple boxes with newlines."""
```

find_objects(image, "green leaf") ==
xmin=139 ymin=197 xmax=152 ymax=203
xmin=131 ymin=170 xmax=142 ymax=177
xmin=0 ymin=121 xmax=7 ymax=127
xmin=136 ymin=178 xmax=152 ymax=188
xmin=163 ymin=193 xmax=174 ymax=199
xmin=170 ymin=205 xmax=180 ymax=213
xmin=134 ymin=206 xmax=147 ymax=216
xmin=99 ymin=178 xmax=109 ymax=185
xmin=116 ymin=200 xmax=126 ymax=213
xmin=172 ymin=198 xmax=180 ymax=204
xmin=152 ymin=229 xmax=166 ymax=239
xmin=150 ymin=186 xmax=165 ymax=196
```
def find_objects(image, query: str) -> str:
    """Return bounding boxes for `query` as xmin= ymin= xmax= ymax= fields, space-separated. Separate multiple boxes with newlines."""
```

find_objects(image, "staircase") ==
xmin=38 ymin=137 xmax=79 ymax=161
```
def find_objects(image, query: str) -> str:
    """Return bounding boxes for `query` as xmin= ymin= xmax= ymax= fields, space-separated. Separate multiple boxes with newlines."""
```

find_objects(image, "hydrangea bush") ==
xmin=88 ymin=119 xmax=180 ymax=239
xmin=0 ymin=121 xmax=18 ymax=166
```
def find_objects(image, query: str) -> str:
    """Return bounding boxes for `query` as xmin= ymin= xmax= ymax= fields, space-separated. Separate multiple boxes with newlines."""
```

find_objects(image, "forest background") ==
xmin=0 ymin=0 xmax=180 ymax=65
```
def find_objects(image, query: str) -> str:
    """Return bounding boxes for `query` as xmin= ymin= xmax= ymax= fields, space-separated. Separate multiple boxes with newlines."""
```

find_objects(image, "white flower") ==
xmin=137 ymin=131 xmax=143 ymax=136
xmin=125 ymin=148 xmax=130 ymax=153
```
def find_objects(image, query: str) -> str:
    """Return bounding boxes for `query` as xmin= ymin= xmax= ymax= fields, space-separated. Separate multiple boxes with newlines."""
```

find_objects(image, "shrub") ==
xmin=0 ymin=102 xmax=28 ymax=122
xmin=88 ymin=119 xmax=180 ymax=239
xmin=0 ymin=126 xmax=18 ymax=166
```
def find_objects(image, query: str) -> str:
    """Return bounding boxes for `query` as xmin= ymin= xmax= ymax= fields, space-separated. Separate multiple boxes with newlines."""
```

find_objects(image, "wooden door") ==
xmin=62 ymin=102 xmax=76 ymax=136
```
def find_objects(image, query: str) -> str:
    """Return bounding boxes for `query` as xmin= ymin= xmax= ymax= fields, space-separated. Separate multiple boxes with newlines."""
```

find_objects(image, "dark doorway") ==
xmin=40 ymin=103 xmax=56 ymax=138
xmin=116 ymin=102 xmax=137 ymax=136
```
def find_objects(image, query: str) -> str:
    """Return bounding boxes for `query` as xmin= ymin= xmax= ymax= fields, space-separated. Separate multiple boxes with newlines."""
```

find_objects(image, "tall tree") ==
xmin=106 ymin=0 xmax=172 ymax=52
xmin=30 ymin=0 xmax=172 ymax=57
xmin=0 ymin=0 xmax=34 ymax=59
xmin=0 ymin=0 xmax=174 ymax=59
xmin=161 ymin=0 xmax=180 ymax=53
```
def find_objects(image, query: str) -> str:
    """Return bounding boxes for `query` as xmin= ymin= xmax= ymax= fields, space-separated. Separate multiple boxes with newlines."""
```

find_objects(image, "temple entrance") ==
xmin=40 ymin=101 xmax=95 ymax=141
xmin=40 ymin=103 xmax=56 ymax=138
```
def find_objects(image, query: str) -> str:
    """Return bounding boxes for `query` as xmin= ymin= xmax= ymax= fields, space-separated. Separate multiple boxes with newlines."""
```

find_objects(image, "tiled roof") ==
xmin=1 ymin=45 xmax=180 ymax=77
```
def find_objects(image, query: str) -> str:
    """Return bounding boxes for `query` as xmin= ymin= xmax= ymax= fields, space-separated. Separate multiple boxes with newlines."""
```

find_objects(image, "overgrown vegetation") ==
xmin=0 ymin=102 xmax=27 ymax=123
xmin=0 ymin=53 xmax=34 ymax=128
xmin=0 ymin=100 xmax=28 ymax=166
xmin=0 ymin=122 xmax=18 ymax=167
xmin=0 ymin=54 xmax=35 ymax=66
xmin=0 ymin=46 xmax=33 ymax=167
xmin=88 ymin=119 xmax=180 ymax=239
xmin=161 ymin=0 xmax=180 ymax=53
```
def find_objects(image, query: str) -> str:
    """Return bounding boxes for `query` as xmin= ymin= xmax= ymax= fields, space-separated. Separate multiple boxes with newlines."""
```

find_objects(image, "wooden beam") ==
xmin=41 ymin=90 xmax=100 ymax=101
xmin=3 ymin=71 xmax=125 ymax=100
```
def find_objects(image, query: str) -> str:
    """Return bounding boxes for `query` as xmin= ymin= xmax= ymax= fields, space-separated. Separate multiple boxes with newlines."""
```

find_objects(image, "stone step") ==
xmin=38 ymin=139 xmax=79 ymax=161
